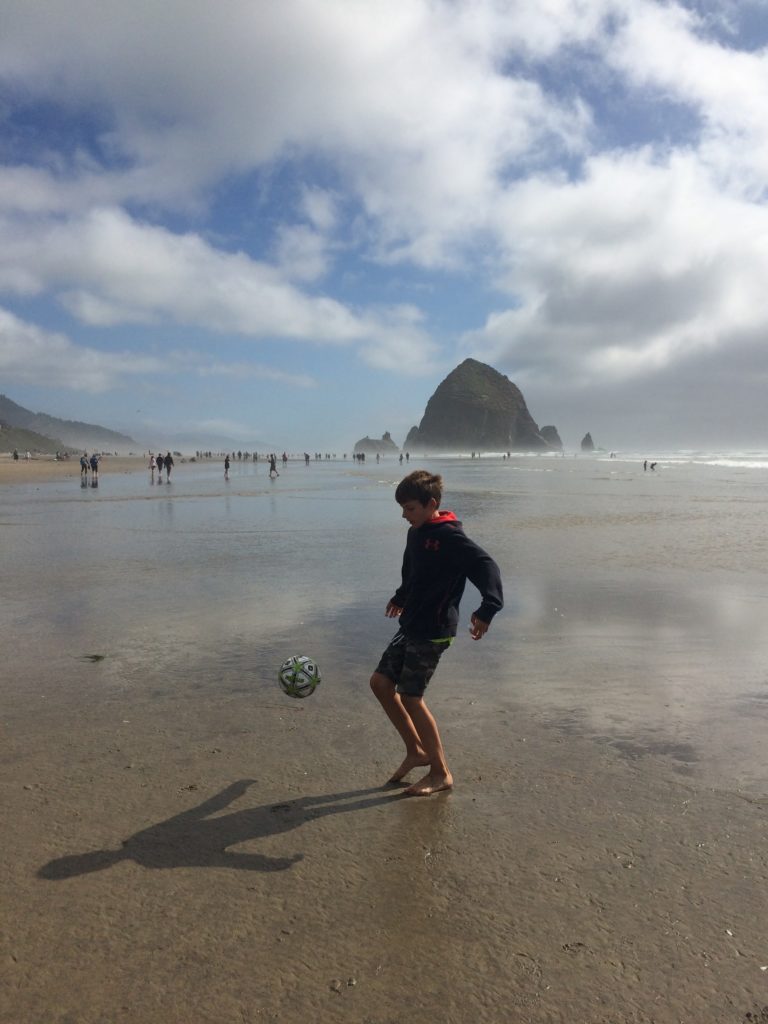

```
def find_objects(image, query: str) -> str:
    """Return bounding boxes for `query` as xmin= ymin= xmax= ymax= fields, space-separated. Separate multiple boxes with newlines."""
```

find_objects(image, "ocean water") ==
xmin=3 ymin=451 xmax=768 ymax=794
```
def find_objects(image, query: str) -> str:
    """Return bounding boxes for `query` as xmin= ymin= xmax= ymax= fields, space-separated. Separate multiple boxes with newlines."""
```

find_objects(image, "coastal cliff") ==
xmin=0 ymin=394 xmax=136 ymax=451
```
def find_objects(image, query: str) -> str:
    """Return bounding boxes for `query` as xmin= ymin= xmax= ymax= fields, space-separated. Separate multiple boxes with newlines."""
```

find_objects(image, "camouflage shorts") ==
xmin=374 ymin=629 xmax=451 ymax=697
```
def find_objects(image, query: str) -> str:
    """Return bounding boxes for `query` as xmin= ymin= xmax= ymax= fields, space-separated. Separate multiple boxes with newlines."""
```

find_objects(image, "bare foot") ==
xmin=387 ymin=752 xmax=431 ymax=784
xmin=404 ymin=771 xmax=454 ymax=797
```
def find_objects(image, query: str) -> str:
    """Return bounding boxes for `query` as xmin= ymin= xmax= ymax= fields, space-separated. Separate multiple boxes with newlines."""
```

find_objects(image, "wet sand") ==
xmin=2 ymin=457 xmax=768 ymax=1022
xmin=3 ymin=647 xmax=768 ymax=1023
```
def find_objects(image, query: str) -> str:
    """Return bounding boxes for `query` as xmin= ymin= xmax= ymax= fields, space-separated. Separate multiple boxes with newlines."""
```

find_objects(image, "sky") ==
xmin=1 ymin=0 xmax=768 ymax=452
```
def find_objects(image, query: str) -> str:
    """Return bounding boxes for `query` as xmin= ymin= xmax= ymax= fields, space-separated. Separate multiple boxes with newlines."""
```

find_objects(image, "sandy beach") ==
xmin=2 ymin=456 xmax=767 ymax=1023
xmin=0 ymin=454 xmax=149 ymax=484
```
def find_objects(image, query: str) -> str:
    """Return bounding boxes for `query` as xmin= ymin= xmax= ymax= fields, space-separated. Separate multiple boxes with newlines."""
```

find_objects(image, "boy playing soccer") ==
xmin=370 ymin=470 xmax=503 ymax=796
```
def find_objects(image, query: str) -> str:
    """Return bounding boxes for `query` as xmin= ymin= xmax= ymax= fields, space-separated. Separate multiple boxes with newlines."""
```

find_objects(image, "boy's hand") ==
xmin=469 ymin=614 xmax=489 ymax=640
xmin=385 ymin=601 xmax=403 ymax=618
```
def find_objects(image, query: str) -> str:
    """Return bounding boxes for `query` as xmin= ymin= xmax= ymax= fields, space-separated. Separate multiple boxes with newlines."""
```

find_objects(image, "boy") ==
xmin=370 ymin=470 xmax=503 ymax=796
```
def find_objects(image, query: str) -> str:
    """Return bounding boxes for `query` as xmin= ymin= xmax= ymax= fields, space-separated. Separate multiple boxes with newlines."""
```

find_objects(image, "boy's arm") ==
xmin=453 ymin=533 xmax=504 ymax=637
xmin=386 ymin=543 xmax=411 ymax=616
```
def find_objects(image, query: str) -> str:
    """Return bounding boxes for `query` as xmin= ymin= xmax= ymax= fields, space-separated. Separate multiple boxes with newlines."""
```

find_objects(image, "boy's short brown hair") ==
xmin=395 ymin=470 xmax=443 ymax=507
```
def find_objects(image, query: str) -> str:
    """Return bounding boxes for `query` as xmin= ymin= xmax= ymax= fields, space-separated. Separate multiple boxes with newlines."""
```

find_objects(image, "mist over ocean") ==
xmin=3 ymin=450 xmax=768 ymax=795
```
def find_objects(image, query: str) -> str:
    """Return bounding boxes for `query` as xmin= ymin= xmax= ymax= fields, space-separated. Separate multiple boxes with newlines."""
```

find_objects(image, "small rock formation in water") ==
xmin=353 ymin=431 xmax=400 ymax=455
xmin=580 ymin=432 xmax=595 ymax=452
xmin=540 ymin=425 xmax=563 ymax=450
xmin=404 ymin=358 xmax=556 ymax=452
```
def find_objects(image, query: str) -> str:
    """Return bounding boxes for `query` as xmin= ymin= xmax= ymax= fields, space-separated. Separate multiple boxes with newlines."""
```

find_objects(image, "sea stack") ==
xmin=540 ymin=425 xmax=563 ymax=450
xmin=353 ymin=431 xmax=400 ymax=455
xmin=404 ymin=358 xmax=555 ymax=452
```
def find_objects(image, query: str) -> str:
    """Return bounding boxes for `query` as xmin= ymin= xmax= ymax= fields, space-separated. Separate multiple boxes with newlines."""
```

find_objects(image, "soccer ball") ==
xmin=278 ymin=655 xmax=321 ymax=699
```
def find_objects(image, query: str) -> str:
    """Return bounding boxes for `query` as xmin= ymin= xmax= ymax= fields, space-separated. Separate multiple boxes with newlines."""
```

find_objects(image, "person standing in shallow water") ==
xmin=155 ymin=452 xmax=164 ymax=482
xmin=369 ymin=470 xmax=503 ymax=797
xmin=164 ymin=452 xmax=174 ymax=481
xmin=224 ymin=454 xmax=230 ymax=479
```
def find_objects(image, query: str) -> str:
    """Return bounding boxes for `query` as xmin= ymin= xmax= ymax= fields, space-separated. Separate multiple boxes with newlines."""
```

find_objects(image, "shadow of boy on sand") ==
xmin=38 ymin=780 xmax=396 ymax=880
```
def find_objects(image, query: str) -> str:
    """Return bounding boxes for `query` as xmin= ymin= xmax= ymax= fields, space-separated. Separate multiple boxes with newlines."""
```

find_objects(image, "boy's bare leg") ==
xmin=400 ymin=694 xmax=453 ymax=796
xmin=370 ymin=673 xmax=430 ymax=782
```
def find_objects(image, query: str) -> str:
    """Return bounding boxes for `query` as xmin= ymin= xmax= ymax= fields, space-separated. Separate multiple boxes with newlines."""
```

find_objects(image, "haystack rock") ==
xmin=404 ymin=358 xmax=555 ymax=452
xmin=353 ymin=431 xmax=399 ymax=455
xmin=580 ymin=432 xmax=595 ymax=452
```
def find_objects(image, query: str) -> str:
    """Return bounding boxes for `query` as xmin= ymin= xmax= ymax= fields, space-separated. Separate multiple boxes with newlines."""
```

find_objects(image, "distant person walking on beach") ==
xmin=89 ymin=453 xmax=100 ymax=481
xmin=155 ymin=452 xmax=164 ymax=482
xmin=149 ymin=453 xmax=156 ymax=481
xmin=369 ymin=470 xmax=503 ymax=796
xmin=12 ymin=448 xmax=18 ymax=462
xmin=224 ymin=454 xmax=230 ymax=479
xmin=269 ymin=454 xmax=279 ymax=478
xmin=164 ymin=452 xmax=174 ymax=482
xmin=80 ymin=453 xmax=89 ymax=479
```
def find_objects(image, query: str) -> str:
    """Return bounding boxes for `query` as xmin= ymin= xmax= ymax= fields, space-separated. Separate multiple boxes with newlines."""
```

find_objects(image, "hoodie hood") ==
xmin=424 ymin=510 xmax=459 ymax=526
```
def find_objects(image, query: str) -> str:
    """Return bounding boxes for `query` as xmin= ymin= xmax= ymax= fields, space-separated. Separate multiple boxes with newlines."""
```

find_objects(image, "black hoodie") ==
xmin=390 ymin=510 xmax=503 ymax=640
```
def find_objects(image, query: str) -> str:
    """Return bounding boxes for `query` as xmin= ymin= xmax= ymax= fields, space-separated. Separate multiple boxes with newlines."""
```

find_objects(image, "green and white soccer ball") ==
xmin=278 ymin=655 xmax=321 ymax=699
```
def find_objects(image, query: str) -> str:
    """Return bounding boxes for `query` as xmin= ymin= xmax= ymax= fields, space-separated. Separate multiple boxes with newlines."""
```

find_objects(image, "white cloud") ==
xmin=274 ymin=224 xmax=332 ymax=283
xmin=0 ymin=304 xmax=320 ymax=399
xmin=0 ymin=206 xmax=439 ymax=373
xmin=0 ymin=306 xmax=162 ymax=391
xmin=0 ymin=208 xmax=376 ymax=336
xmin=0 ymin=0 xmax=592 ymax=262
xmin=356 ymin=304 xmax=441 ymax=374
xmin=468 ymin=148 xmax=768 ymax=388
xmin=608 ymin=1 xmax=768 ymax=194
xmin=198 ymin=361 xmax=316 ymax=389
xmin=300 ymin=187 xmax=337 ymax=232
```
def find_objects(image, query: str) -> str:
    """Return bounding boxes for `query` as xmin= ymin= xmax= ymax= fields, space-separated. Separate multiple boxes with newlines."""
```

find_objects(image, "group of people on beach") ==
xmin=224 ymin=452 xmax=281 ymax=479
xmin=79 ymin=453 xmax=100 ymax=486
xmin=148 ymin=452 xmax=174 ymax=482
